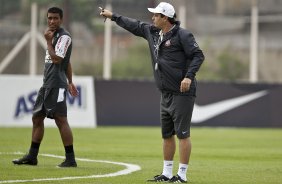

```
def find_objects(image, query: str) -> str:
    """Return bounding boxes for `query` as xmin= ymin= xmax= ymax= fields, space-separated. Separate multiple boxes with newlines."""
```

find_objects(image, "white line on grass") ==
xmin=0 ymin=152 xmax=141 ymax=183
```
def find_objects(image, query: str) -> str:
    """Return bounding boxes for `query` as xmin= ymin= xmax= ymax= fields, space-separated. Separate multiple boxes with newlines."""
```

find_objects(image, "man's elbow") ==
xmin=52 ymin=59 xmax=61 ymax=64
xmin=52 ymin=56 xmax=63 ymax=64
xmin=194 ymin=51 xmax=205 ymax=63
xmin=201 ymin=54 xmax=205 ymax=63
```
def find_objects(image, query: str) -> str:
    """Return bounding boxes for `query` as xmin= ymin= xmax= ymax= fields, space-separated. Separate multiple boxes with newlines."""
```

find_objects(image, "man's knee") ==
xmin=54 ymin=115 xmax=69 ymax=128
xmin=176 ymin=130 xmax=190 ymax=139
xmin=32 ymin=115 xmax=44 ymax=126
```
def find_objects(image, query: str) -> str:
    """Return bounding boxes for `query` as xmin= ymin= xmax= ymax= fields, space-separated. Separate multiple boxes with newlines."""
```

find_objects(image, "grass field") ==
xmin=0 ymin=126 xmax=282 ymax=184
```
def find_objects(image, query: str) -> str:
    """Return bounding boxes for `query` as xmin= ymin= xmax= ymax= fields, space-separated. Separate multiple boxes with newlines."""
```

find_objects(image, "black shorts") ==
xmin=160 ymin=92 xmax=195 ymax=139
xmin=33 ymin=87 xmax=67 ymax=119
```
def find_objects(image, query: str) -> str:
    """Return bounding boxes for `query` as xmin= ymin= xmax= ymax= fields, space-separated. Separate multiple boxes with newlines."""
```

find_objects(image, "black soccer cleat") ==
xmin=147 ymin=174 xmax=170 ymax=182
xmin=12 ymin=154 xmax=38 ymax=166
xmin=168 ymin=175 xmax=187 ymax=183
xmin=57 ymin=159 xmax=77 ymax=168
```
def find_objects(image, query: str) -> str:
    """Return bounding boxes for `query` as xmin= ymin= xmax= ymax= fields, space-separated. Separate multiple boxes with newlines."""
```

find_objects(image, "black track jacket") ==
xmin=111 ymin=13 xmax=205 ymax=96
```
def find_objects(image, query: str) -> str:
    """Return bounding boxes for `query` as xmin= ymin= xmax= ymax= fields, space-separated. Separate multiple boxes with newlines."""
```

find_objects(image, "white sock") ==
xmin=162 ymin=160 xmax=173 ymax=179
xmin=177 ymin=163 xmax=188 ymax=181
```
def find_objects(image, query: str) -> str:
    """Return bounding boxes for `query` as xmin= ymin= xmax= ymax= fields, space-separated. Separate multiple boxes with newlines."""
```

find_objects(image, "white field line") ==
xmin=0 ymin=152 xmax=141 ymax=183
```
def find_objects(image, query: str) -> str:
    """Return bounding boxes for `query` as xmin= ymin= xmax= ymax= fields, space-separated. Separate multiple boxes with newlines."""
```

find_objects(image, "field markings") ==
xmin=0 ymin=152 xmax=141 ymax=183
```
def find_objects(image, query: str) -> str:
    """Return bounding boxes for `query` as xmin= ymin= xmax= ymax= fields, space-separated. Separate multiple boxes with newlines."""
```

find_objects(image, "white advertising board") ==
xmin=0 ymin=75 xmax=96 ymax=128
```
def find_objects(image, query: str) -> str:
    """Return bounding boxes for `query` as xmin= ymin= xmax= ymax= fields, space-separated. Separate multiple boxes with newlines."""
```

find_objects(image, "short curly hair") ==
xmin=47 ymin=7 xmax=63 ymax=18
xmin=160 ymin=13 xmax=177 ymax=24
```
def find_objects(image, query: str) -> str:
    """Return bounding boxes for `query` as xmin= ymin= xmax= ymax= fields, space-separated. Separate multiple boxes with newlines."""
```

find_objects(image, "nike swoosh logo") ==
xmin=192 ymin=90 xmax=268 ymax=123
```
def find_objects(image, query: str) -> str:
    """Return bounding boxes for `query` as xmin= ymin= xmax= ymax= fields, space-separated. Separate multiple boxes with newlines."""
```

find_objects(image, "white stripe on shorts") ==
xmin=57 ymin=88 xmax=65 ymax=102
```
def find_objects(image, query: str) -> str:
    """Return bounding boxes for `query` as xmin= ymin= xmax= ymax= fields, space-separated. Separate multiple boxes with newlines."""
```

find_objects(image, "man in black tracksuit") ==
xmin=101 ymin=2 xmax=204 ymax=183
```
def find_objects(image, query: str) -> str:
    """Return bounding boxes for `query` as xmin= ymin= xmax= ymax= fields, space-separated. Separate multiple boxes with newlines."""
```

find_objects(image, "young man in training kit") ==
xmin=100 ymin=2 xmax=204 ymax=183
xmin=13 ymin=7 xmax=78 ymax=167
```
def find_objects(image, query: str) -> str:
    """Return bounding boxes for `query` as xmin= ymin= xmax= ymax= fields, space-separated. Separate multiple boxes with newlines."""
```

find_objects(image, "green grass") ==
xmin=0 ymin=127 xmax=282 ymax=184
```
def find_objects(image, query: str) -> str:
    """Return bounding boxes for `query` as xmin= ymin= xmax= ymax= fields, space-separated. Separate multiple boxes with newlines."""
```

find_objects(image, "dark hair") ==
xmin=160 ymin=13 xmax=177 ymax=24
xmin=47 ymin=7 xmax=63 ymax=18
